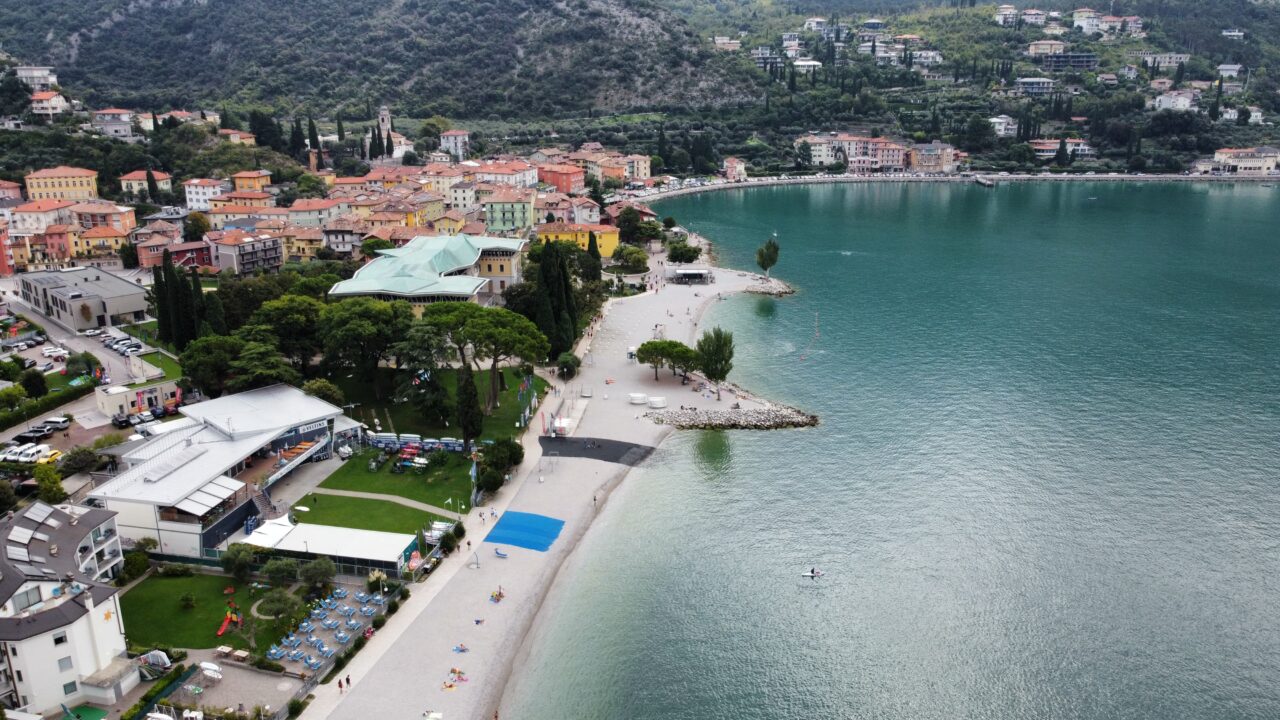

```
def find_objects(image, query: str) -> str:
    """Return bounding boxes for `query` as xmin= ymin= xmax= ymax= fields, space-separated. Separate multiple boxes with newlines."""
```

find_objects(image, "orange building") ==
xmin=231 ymin=170 xmax=272 ymax=192
xmin=538 ymin=164 xmax=586 ymax=195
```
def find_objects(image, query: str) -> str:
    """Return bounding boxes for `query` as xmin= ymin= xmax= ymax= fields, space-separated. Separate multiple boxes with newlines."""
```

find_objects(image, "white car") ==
xmin=41 ymin=346 xmax=66 ymax=358
xmin=83 ymin=328 xmax=102 ymax=336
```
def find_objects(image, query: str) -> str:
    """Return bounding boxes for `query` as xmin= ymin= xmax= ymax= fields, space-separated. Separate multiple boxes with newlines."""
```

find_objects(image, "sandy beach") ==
xmin=310 ymin=243 xmax=793 ymax=719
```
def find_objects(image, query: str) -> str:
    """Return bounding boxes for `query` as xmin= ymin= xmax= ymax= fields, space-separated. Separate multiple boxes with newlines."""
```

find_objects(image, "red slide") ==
xmin=216 ymin=615 xmax=232 ymax=637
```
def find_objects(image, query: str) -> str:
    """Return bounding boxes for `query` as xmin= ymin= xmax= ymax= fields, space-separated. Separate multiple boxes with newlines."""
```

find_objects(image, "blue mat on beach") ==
xmin=484 ymin=511 xmax=565 ymax=552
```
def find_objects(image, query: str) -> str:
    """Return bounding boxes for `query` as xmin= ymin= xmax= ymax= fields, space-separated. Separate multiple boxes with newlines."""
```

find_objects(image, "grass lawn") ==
xmin=327 ymin=367 xmax=546 ymax=441
xmin=122 ymin=321 xmax=177 ymax=354
xmin=294 ymin=495 xmax=449 ymax=534
xmin=120 ymin=574 xmax=284 ymax=652
xmin=320 ymin=449 xmax=473 ymax=509
xmin=137 ymin=352 xmax=183 ymax=382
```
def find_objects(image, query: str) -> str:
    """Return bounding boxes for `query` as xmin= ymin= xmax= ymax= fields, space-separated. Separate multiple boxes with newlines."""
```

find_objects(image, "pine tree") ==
xmin=336 ymin=116 xmax=346 ymax=142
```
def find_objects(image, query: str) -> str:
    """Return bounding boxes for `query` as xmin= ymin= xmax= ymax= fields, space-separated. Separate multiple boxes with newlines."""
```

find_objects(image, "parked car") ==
xmin=42 ymin=417 xmax=70 ymax=431
xmin=111 ymin=414 xmax=132 ymax=429
xmin=83 ymin=328 xmax=102 ymax=336
xmin=2 ymin=443 xmax=34 ymax=462
xmin=122 ymin=348 xmax=142 ymax=357
xmin=28 ymin=335 xmax=45 ymax=346
xmin=150 ymin=405 xmax=168 ymax=419
xmin=41 ymin=346 xmax=66 ymax=358
xmin=127 ymin=414 xmax=144 ymax=427
xmin=137 ymin=411 xmax=155 ymax=423
xmin=35 ymin=449 xmax=61 ymax=465
xmin=19 ymin=358 xmax=35 ymax=369
xmin=12 ymin=342 xmax=28 ymax=351
xmin=17 ymin=444 xmax=50 ymax=463
xmin=13 ymin=427 xmax=52 ymax=443
xmin=36 ymin=362 xmax=53 ymax=372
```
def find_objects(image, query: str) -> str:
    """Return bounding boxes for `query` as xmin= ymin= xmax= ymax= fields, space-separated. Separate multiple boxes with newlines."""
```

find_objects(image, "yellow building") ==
xmin=282 ymin=226 xmax=325 ymax=262
xmin=24 ymin=166 xmax=100 ymax=201
xmin=231 ymin=170 xmax=272 ymax=192
xmin=535 ymin=222 xmax=620 ymax=257
xmin=118 ymin=170 xmax=173 ymax=197
xmin=77 ymin=226 xmax=129 ymax=257
xmin=433 ymin=210 xmax=466 ymax=235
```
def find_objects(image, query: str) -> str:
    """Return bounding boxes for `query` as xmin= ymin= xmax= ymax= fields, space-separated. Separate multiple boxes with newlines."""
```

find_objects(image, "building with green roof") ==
xmin=328 ymin=234 xmax=527 ymax=311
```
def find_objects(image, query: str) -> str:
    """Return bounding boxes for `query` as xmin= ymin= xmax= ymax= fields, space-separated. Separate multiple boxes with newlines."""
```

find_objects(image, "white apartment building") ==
xmin=14 ymin=67 xmax=57 ymax=92
xmin=440 ymin=130 xmax=471 ymax=161
xmin=182 ymin=179 xmax=226 ymax=212
xmin=989 ymin=115 xmax=1017 ymax=138
xmin=0 ymin=503 xmax=137 ymax=715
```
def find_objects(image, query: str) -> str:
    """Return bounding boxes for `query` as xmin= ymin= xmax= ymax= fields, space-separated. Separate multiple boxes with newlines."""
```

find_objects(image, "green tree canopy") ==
xmin=227 ymin=342 xmax=301 ymax=392
xmin=249 ymin=294 xmax=325 ymax=371
xmin=301 ymin=378 xmax=346 ymax=407
xmin=180 ymin=335 xmax=243 ymax=397
xmin=695 ymin=327 xmax=735 ymax=400
xmin=319 ymin=297 xmax=414 ymax=389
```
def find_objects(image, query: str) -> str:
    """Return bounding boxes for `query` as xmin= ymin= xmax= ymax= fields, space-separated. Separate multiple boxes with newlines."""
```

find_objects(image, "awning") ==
xmin=175 ymin=476 xmax=243 ymax=516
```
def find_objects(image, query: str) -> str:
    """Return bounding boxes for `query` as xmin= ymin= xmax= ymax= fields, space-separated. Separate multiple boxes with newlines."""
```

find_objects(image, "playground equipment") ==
xmin=215 ymin=602 xmax=242 ymax=637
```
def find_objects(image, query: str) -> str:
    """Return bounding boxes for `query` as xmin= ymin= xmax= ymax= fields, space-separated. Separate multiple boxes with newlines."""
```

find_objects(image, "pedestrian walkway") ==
xmin=311 ymin=487 xmax=457 ymax=518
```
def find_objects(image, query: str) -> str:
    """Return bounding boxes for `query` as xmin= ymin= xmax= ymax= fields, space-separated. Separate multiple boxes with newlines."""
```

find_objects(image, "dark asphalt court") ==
xmin=538 ymin=436 xmax=656 ymax=466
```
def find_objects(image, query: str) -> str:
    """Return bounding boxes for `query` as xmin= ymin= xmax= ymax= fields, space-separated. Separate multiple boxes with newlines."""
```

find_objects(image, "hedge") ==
xmin=0 ymin=380 xmax=97 ymax=432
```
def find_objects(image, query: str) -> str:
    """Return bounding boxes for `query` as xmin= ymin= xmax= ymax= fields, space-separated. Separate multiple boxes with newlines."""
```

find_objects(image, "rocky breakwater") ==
xmin=742 ymin=274 xmax=794 ymax=297
xmin=646 ymin=400 xmax=818 ymax=430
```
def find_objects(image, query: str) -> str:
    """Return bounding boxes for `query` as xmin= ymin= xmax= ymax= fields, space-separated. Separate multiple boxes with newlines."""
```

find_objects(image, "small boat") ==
xmin=801 ymin=569 xmax=825 ymax=579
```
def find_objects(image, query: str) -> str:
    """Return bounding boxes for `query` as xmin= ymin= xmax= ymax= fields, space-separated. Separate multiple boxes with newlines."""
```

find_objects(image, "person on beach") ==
xmin=346 ymin=674 xmax=351 ymax=687
xmin=337 ymin=678 xmax=343 ymax=693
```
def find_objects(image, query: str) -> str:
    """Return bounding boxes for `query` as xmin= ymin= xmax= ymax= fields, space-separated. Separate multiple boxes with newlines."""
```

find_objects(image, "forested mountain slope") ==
xmin=0 ymin=0 xmax=762 ymax=118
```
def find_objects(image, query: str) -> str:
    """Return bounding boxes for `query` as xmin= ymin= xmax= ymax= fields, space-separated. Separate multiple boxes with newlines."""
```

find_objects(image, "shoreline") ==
xmin=323 ymin=230 xmax=803 ymax=720
xmin=489 ymin=247 xmax=805 ymax=716
xmin=626 ymin=171 xmax=1277 ymax=203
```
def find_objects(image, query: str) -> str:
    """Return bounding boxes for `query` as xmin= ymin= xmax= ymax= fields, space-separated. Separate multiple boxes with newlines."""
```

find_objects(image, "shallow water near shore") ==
xmin=502 ymin=182 xmax=1280 ymax=719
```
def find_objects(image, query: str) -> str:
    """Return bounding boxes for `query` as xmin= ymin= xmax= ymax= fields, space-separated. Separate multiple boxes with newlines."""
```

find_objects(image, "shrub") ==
xmin=179 ymin=592 xmax=196 ymax=610
xmin=476 ymin=467 xmax=505 ymax=495
xmin=135 ymin=536 xmax=159 ymax=552
xmin=372 ymin=615 xmax=386 ymax=629
xmin=452 ymin=523 xmax=466 ymax=540
xmin=251 ymin=656 xmax=285 ymax=672
xmin=156 ymin=563 xmax=194 ymax=577
xmin=353 ymin=634 xmax=368 ymax=651
xmin=122 ymin=551 xmax=150 ymax=581
xmin=288 ymin=699 xmax=307 ymax=718
xmin=386 ymin=599 xmax=400 ymax=615
xmin=556 ymin=352 xmax=581 ymax=380
xmin=439 ymin=532 xmax=458 ymax=553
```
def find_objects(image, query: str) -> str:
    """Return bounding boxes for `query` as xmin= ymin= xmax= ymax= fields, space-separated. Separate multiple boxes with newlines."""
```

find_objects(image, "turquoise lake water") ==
xmin=502 ymin=182 xmax=1280 ymax=719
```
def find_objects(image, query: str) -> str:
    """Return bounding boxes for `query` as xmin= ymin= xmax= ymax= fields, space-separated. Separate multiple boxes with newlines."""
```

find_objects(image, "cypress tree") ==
xmin=336 ymin=116 xmax=345 ymax=142
xmin=189 ymin=267 xmax=206 ymax=337
xmin=308 ymin=117 xmax=321 ymax=153
xmin=204 ymin=291 xmax=227 ymax=335
xmin=455 ymin=368 xmax=483 ymax=452
xmin=289 ymin=118 xmax=306 ymax=157
xmin=145 ymin=169 xmax=160 ymax=200
xmin=152 ymin=265 xmax=170 ymax=342
xmin=371 ymin=128 xmax=384 ymax=158
xmin=171 ymin=263 xmax=195 ymax=351
xmin=586 ymin=231 xmax=600 ymax=260
xmin=385 ymin=130 xmax=394 ymax=158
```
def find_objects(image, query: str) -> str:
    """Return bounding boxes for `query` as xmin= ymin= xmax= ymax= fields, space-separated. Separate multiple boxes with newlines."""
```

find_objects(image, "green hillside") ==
xmin=0 ymin=0 xmax=763 ymax=119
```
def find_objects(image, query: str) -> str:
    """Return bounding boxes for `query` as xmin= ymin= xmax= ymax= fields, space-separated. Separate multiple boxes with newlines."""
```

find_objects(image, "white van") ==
xmin=2 ymin=443 xmax=33 ymax=462
xmin=42 ymin=417 xmax=70 ymax=431
xmin=18 ymin=444 xmax=50 ymax=463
